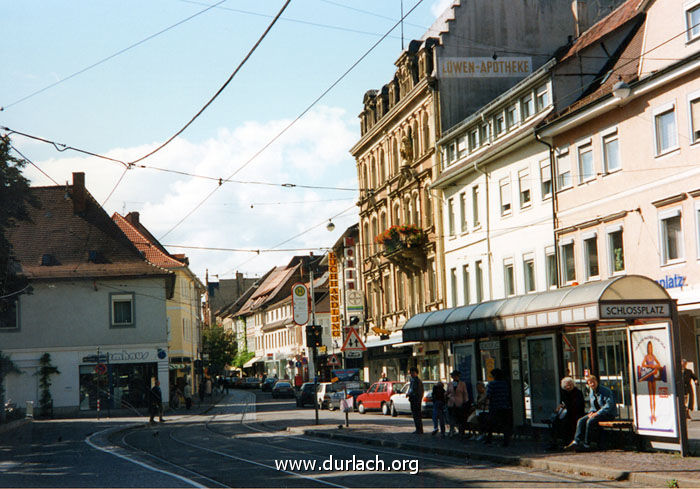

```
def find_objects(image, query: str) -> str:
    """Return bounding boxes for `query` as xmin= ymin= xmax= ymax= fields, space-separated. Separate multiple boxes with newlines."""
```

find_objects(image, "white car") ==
xmin=388 ymin=381 xmax=437 ymax=417
xmin=316 ymin=382 xmax=343 ymax=410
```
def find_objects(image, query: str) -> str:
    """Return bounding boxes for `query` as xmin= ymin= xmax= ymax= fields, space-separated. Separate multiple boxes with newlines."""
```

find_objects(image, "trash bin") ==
xmin=25 ymin=401 xmax=34 ymax=418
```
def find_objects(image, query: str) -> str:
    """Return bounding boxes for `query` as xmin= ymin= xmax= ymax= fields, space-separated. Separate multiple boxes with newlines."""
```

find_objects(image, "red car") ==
xmin=355 ymin=381 xmax=404 ymax=415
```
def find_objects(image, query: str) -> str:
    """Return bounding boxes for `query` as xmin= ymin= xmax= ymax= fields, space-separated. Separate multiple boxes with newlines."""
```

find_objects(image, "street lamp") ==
xmin=326 ymin=219 xmax=335 ymax=232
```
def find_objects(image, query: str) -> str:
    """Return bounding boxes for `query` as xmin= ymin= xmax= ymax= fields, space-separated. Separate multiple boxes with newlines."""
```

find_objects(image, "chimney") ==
xmin=571 ymin=0 xmax=588 ymax=38
xmin=125 ymin=211 xmax=140 ymax=226
xmin=72 ymin=172 xmax=86 ymax=214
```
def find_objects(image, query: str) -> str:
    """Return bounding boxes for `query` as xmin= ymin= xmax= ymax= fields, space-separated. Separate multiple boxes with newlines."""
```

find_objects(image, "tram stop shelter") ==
xmin=403 ymin=275 xmax=690 ymax=454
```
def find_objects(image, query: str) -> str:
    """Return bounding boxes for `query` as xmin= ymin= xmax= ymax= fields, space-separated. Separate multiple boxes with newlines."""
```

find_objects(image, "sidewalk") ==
xmin=287 ymin=415 xmax=700 ymax=488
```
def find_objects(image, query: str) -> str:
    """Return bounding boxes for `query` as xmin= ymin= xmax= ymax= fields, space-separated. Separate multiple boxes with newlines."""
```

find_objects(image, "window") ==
xmin=523 ymin=255 xmax=536 ymax=293
xmin=690 ymin=97 xmax=700 ymax=143
xmin=475 ymin=260 xmax=484 ymax=302
xmin=506 ymin=104 xmax=518 ymax=129
xmin=687 ymin=2 xmax=700 ymax=41
xmin=0 ymin=299 xmax=18 ymax=330
xmin=556 ymin=146 xmax=571 ymax=190
xmin=450 ymin=268 xmax=458 ymax=307
xmin=424 ymin=189 xmax=433 ymax=227
xmin=462 ymin=264 xmax=470 ymax=305
xmin=111 ymin=293 xmax=134 ymax=327
xmin=535 ymin=84 xmax=549 ymax=111
xmin=459 ymin=192 xmax=468 ymax=233
xmin=577 ymin=142 xmax=594 ymax=183
xmin=447 ymin=198 xmax=455 ymax=236
xmin=545 ymin=248 xmax=557 ymax=289
xmin=383 ymin=274 xmax=392 ymax=312
xmin=457 ymin=135 xmax=468 ymax=158
xmin=602 ymin=130 xmax=621 ymax=173
xmin=560 ymin=241 xmax=576 ymax=283
xmin=518 ymin=168 xmax=531 ymax=208
xmin=428 ymin=259 xmax=437 ymax=303
xmin=660 ymin=210 xmax=684 ymax=264
xmin=521 ymin=93 xmax=534 ymax=119
xmin=468 ymin=129 xmax=479 ymax=151
xmin=495 ymin=113 xmax=505 ymax=135
xmin=379 ymin=150 xmax=386 ymax=183
xmin=499 ymin=177 xmax=512 ymax=215
xmin=446 ymin=142 xmax=456 ymax=165
xmin=504 ymin=260 xmax=515 ymax=296
xmin=583 ymin=234 xmax=599 ymax=279
xmin=479 ymin=123 xmax=490 ymax=145
xmin=396 ymin=271 xmax=405 ymax=310
xmin=607 ymin=228 xmax=625 ymax=274
xmin=540 ymin=159 xmax=552 ymax=199
xmin=472 ymin=186 xmax=481 ymax=227
xmin=654 ymin=105 xmax=678 ymax=155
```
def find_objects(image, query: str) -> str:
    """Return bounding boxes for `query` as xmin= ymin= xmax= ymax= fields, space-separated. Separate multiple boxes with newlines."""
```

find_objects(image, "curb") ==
xmin=0 ymin=418 xmax=31 ymax=435
xmin=296 ymin=428 xmax=700 ymax=487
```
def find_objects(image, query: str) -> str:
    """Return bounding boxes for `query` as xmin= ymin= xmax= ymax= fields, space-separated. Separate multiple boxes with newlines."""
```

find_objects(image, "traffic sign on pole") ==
xmin=341 ymin=327 xmax=366 ymax=351
xmin=328 ymin=354 xmax=340 ymax=367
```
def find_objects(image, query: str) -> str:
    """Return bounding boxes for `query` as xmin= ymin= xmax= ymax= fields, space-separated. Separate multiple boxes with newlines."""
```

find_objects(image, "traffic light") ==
xmin=306 ymin=325 xmax=323 ymax=348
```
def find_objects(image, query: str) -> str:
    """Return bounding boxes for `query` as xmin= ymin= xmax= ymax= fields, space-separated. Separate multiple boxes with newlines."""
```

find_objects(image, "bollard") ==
xmin=25 ymin=401 xmax=33 ymax=419
xmin=97 ymin=399 xmax=101 ymax=420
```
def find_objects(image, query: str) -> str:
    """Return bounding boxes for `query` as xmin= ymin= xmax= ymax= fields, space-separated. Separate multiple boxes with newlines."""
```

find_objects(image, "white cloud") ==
xmin=430 ymin=0 xmax=455 ymax=18
xmin=19 ymin=106 xmax=360 ymax=281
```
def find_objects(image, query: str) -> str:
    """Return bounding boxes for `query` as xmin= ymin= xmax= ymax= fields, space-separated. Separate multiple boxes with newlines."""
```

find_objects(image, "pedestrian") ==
xmin=549 ymin=376 xmax=584 ymax=449
xmin=566 ymin=374 xmax=617 ymax=451
xmin=682 ymin=359 xmax=699 ymax=418
xmin=468 ymin=382 xmax=488 ymax=438
xmin=149 ymin=379 xmax=164 ymax=424
xmin=183 ymin=381 xmax=192 ymax=410
xmin=484 ymin=368 xmax=512 ymax=446
xmin=205 ymin=377 xmax=212 ymax=399
xmin=431 ymin=380 xmax=447 ymax=437
xmin=380 ymin=371 xmax=389 ymax=382
xmin=198 ymin=379 xmax=205 ymax=403
xmin=446 ymin=370 xmax=469 ymax=437
xmin=407 ymin=367 xmax=424 ymax=434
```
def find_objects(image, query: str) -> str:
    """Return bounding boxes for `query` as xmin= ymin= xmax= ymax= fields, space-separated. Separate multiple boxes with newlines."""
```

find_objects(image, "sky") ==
xmin=1 ymin=0 xmax=454 ymax=281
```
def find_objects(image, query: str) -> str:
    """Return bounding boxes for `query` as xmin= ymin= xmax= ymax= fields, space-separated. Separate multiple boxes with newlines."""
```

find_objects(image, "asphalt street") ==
xmin=0 ymin=389 xmax=647 ymax=488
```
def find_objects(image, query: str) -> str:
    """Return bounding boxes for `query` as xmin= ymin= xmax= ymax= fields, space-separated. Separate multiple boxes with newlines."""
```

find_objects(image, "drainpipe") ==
xmin=535 ymin=131 xmax=560 ymax=288
xmin=472 ymin=160 xmax=493 ymax=299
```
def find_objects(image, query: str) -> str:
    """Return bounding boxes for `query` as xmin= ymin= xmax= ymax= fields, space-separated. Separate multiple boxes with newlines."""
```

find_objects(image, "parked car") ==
xmin=243 ymin=377 xmax=260 ymax=389
xmin=223 ymin=375 xmax=240 ymax=388
xmin=389 ymin=380 xmax=437 ymax=417
xmin=328 ymin=381 xmax=370 ymax=410
xmin=296 ymin=382 xmax=316 ymax=407
xmin=261 ymin=377 xmax=276 ymax=392
xmin=355 ymin=381 xmax=404 ymax=415
xmin=316 ymin=382 xmax=341 ymax=410
xmin=271 ymin=381 xmax=295 ymax=399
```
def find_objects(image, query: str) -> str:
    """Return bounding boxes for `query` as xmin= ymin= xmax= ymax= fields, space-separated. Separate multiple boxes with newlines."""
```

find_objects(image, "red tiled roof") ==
xmin=7 ymin=184 xmax=168 ymax=280
xmin=560 ymin=0 xmax=644 ymax=61
xmin=113 ymin=212 xmax=185 ymax=269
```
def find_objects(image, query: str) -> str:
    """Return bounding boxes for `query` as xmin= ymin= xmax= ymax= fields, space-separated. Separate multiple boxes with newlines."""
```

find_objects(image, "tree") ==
xmin=35 ymin=353 xmax=60 ymax=418
xmin=233 ymin=348 xmax=255 ymax=369
xmin=202 ymin=326 xmax=237 ymax=377
xmin=0 ymin=351 xmax=21 ymax=424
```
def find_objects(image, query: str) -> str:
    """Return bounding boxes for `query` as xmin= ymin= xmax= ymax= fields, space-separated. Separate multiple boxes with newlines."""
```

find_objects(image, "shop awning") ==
xmin=403 ymin=275 xmax=671 ymax=342
xmin=243 ymin=356 xmax=263 ymax=368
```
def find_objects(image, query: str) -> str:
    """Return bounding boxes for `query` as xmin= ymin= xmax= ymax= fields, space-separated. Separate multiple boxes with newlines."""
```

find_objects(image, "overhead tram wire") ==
xmin=8 ymin=144 xmax=60 ymax=185
xmin=1 ymin=0 xmax=228 ymax=111
xmin=158 ymin=0 xmax=427 ymax=240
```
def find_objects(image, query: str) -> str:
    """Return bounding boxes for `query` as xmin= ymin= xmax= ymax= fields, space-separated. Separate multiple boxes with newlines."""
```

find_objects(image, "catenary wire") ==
xmin=8 ymin=144 xmax=60 ymax=185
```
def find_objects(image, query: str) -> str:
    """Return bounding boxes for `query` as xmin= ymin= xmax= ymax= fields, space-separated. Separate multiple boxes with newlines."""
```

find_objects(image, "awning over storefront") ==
xmin=403 ymin=275 xmax=671 ymax=342
xmin=243 ymin=356 xmax=263 ymax=368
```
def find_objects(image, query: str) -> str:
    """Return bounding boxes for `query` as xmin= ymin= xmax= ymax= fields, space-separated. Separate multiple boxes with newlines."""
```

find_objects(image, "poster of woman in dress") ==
xmin=629 ymin=324 xmax=677 ymax=437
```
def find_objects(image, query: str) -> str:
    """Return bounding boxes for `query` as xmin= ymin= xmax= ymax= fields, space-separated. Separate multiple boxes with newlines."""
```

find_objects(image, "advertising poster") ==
xmin=629 ymin=323 xmax=678 ymax=438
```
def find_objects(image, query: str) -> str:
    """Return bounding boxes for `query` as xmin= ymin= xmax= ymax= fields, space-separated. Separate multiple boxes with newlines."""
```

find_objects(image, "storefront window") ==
xmin=79 ymin=362 xmax=156 ymax=410
xmin=420 ymin=354 xmax=440 ymax=381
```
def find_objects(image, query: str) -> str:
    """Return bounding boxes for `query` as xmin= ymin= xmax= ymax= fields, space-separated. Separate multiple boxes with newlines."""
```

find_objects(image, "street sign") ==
xmin=328 ymin=354 xmax=340 ymax=367
xmin=344 ymin=350 xmax=362 ymax=359
xmin=341 ymin=327 xmax=366 ymax=351
xmin=292 ymin=283 xmax=309 ymax=325
xmin=95 ymin=363 xmax=107 ymax=375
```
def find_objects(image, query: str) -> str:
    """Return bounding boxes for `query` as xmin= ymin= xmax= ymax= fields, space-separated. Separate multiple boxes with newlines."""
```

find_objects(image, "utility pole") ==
xmin=400 ymin=0 xmax=405 ymax=50
xmin=309 ymin=256 xmax=319 ymax=425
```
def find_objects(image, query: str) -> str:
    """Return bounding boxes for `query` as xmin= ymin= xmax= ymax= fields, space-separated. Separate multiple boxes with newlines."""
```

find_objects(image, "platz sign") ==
xmin=341 ymin=327 xmax=366 ymax=351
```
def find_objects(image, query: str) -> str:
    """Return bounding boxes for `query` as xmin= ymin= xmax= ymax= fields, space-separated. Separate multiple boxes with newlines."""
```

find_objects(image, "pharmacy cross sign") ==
xmin=341 ymin=327 xmax=366 ymax=351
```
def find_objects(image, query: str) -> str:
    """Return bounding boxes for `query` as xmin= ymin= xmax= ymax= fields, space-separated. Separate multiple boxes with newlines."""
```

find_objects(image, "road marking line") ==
xmin=85 ymin=427 xmax=207 ymax=488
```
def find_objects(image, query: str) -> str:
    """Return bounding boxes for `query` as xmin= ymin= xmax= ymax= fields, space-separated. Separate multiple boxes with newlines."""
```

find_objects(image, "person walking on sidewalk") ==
xmin=431 ymin=380 xmax=447 ymax=437
xmin=682 ymin=359 xmax=698 ymax=418
xmin=484 ymin=368 xmax=512 ymax=446
xmin=407 ymin=367 xmax=424 ymax=434
xmin=446 ymin=370 xmax=469 ymax=437
xmin=566 ymin=374 xmax=617 ymax=451
xmin=183 ymin=381 xmax=192 ymax=410
xmin=149 ymin=379 xmax=164 ymax=424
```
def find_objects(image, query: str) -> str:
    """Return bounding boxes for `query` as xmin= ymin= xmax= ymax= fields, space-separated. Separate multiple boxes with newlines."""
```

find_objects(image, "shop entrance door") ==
xmin=527 ymin=335 xmax=559 ymax=427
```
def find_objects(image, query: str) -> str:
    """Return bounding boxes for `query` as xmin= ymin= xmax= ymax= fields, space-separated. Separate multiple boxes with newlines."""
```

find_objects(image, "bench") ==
xmin=597 ymin=420 xmax=638 ymax=449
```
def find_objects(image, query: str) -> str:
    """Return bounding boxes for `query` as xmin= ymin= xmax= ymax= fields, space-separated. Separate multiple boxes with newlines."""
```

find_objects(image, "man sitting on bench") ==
xmin=565 ymin=374 xmax=617 ymax=451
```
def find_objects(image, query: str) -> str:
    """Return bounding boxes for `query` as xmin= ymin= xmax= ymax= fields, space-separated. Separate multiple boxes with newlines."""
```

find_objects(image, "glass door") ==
xmin=527 ymin=335 xmax=559 ymax=426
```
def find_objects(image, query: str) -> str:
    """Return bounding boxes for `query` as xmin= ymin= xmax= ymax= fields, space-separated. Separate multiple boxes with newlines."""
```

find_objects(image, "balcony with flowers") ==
xmin=374 ymin=225 xmax=427 ymax=271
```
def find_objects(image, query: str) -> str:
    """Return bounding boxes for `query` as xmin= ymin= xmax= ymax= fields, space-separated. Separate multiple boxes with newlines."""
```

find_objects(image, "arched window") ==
xmin=363 ymin=221 xmax=370 ymax=259
xmin=422 ymin=112 xmax=430 ymax=152
xmin=412 ymin=121 xmax=419 ymax=157
xmin=403 ymin=196 xmax=411 ymax=224
xmin=392 ymin=137 xmax=399 ymax=173
xmin=370 ymin=157 xmax=377 ymax=189
xmin=380 ymin=210 xmax=387 ymax=232
xmin=363 ymin=164 xmax=369 ymax=193
xmin=393 ymin=201 xmax=401 ymax=225
xmin=379 ymin=149 xmax=386 ymax=183
xmin=424 ymin=188 xmax=433 ymax=227
xmin=413 ymin=193 xmax=420 ymax=227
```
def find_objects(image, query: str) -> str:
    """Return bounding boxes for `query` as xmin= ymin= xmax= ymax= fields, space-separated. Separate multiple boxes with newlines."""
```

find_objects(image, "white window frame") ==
xmin=582 ymin=231 xmax=600 ymax=281
xmin=560 ymin=238 xmax=576 ymax=285
xmin=540 ymin=159 xmax=552 ymax=200
xmin=535 ymin=84 xmax=550 ymax=111
xmin=110 ymin=292 xmax=135 ymax=327
xmin=447 ymin=197 xmax=456 ymax=237
xmin=556 ymin=146 xmax=572 ymax=191
xmin=503 ymin=258 xmax=516 ymax=297
xmin=577 ymin=139 xmax=595 ymax=184
xmin=653 ymin=102 xmax=679 ymax=156
xmin=606 ymin=224 xmax=626 ymax=275
xmin=459 ymin=192 xmax=468 ymax=233
xmin=686 ymin=0 xmax=700 ymax=42
xmin=518 ymin=168 xmax=531 ymax=209
xmin=521 ymin=93 xmax=534 ymax=120
xmin=468 ymin=129 xmax=479 ymax=151
xmin=450 ymin=267 xmax=458 ymax=307
xmin=494 ymin=112 xmax=505 ymax=136
xmin=499 ymin=177 xmax=512 ymax=217
xmin=462 ymin=264 xmax=471 ymax=305
xmin=472 ymin=185 xmax=481 ymax=228
xmin=687 ymin=89 xmax=700 ymax=145
xmin=522 ymin=252 xmax=536 ymax=293
xmin=457 ymin=135 xmax=468 ymax=158
xmin=506 ymin=103 xmax=519 ymax=129
xmin=601 ymin=127 xmax=622 ymax=174
xmin=659 ymin=207 xmax=685 ymax=265
xmin=545 ymin=246 xmax=557 ymax=289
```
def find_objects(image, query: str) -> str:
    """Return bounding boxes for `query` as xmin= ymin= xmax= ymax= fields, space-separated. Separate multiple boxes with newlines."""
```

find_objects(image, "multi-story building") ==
xmin=2 ymin=173 xmax=173 ymax=415
xmin=538 ymin=0 xmax=700 ymax=413
xmin=351 ymin=0 xmax=623 ymax=383
xmin=113 ymin=211 xmax=205 ymax=393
